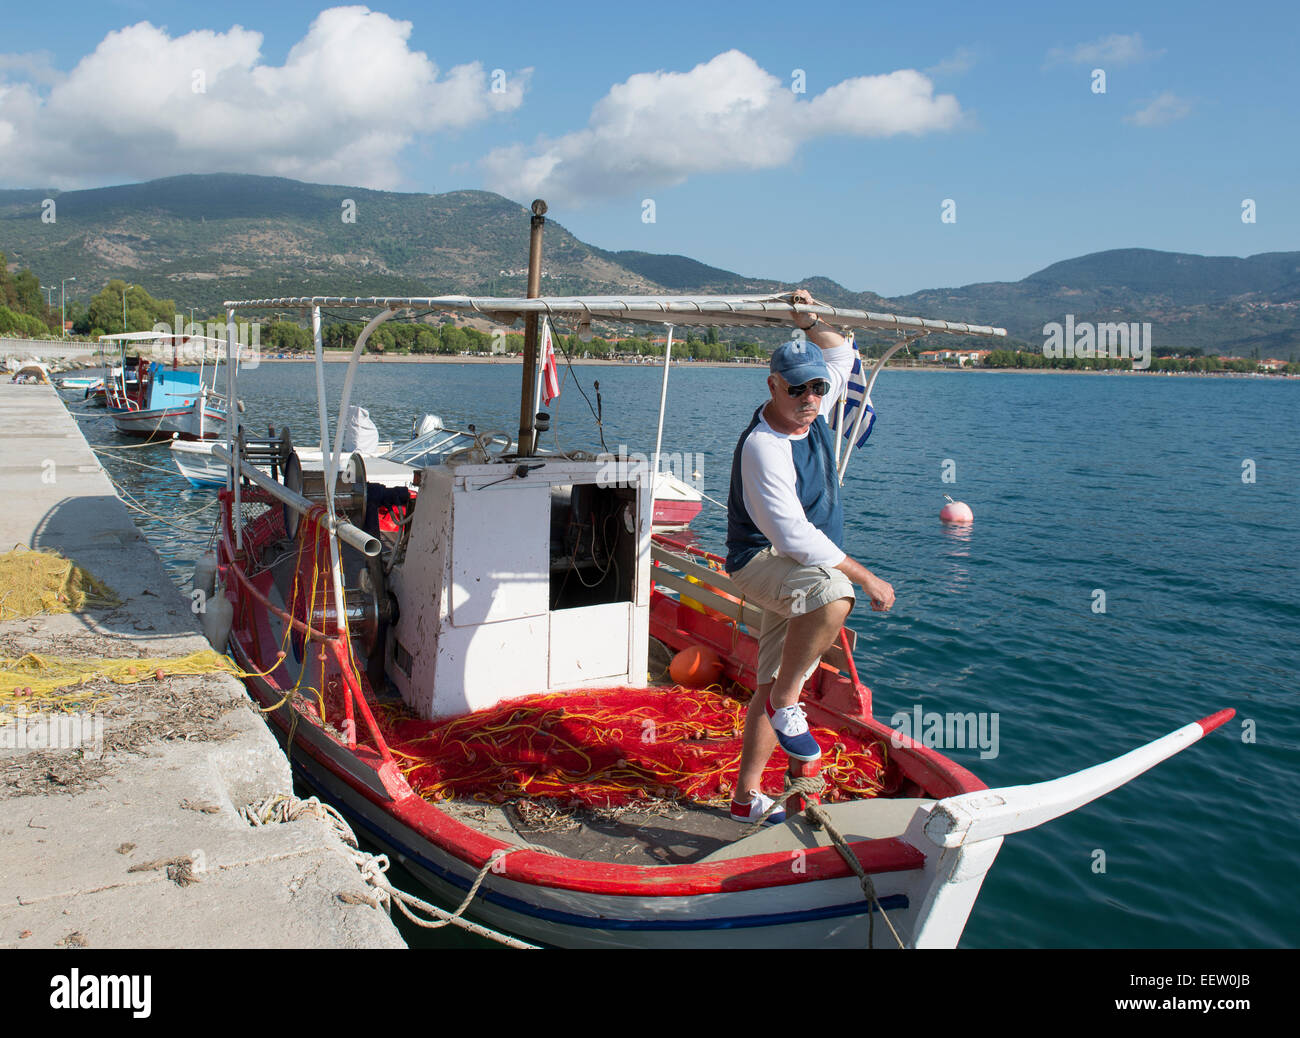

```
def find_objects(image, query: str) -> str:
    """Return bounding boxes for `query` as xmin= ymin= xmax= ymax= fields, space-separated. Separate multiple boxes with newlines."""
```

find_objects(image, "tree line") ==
xmin=982 ymin=348 xmax=1298 ymax=375
xmin=262 ymin=317 xmax=772 ymax=360
xmin=0 ymin=252 xmax=57 ymax=336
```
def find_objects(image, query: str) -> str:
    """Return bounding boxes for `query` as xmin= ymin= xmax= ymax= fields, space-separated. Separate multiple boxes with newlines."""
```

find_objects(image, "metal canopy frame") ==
xmin=220 ymin=293 xmax=1008 ymax=338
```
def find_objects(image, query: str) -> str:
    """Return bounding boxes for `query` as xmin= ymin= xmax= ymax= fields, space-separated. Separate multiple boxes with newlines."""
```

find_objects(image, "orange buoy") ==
xmin=669 ymin=645 xmax=724 ymax=688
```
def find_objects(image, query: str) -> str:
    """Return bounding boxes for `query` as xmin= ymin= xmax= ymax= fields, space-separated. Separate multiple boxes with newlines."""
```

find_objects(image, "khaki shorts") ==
xmin=729 ymin=548 xmax=855 ymax=685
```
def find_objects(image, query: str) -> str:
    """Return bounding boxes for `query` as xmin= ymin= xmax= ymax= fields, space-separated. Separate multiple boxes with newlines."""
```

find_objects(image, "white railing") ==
xmin=0 ymin=338 xmax=100 ymax=359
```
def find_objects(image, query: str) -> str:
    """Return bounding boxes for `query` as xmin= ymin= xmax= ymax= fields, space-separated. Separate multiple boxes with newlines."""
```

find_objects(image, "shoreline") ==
xmin=248 ymin=354 xmax=1297 ymax=379
xmin=12 ymin=342 xmax=1292 ymax=379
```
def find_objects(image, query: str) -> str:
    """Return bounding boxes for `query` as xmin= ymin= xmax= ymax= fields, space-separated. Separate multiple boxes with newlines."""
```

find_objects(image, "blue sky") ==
xmin=1 ymin=0 xmax=1295 ymax=295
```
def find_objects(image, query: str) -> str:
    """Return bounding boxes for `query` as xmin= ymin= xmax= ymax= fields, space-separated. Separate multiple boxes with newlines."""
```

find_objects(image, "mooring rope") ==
xmin=740 ymin=772 xmax=905 ymax=949
xmin=103 ymin=471 xmax=219 ymax=535
xmin=804 ymin=800 xmax=906 ymax=950
xmin=739 ymin=774 xmax=827 ymax=836
xmin=90 ymin=449 xmax=187 ymax=479
xmin=240 ymin=792 xmax=545 ymax=949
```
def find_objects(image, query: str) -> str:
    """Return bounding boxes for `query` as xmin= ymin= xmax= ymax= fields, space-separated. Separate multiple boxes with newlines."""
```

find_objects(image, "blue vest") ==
xmin=726 ymin=405 xmax=844 ymax=573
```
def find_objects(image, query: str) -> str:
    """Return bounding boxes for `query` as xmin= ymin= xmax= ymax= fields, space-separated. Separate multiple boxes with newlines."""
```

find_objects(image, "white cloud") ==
xmin=926 ymin=47 xmax=977 ymax=79
xmin=1045 ymin=32 xmax=1163 ymax=67
xmin=480 ymin=50 xmax=962 ymax=207
xmin=1125 ymin=91 xmax=1192 ymax=126
xmin=0 ymin=6 xmax=527 ymax=189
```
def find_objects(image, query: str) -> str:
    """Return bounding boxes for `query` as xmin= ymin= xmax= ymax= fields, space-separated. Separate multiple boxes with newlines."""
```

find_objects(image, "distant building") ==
xmin=919 ymin=348 xmax=990 ymax=366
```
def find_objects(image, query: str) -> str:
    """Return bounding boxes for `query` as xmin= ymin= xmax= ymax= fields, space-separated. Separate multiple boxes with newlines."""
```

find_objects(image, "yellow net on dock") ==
xmin=0 ymin=547 xmax=122 ymax=620
xmin=0 ymin=650 xmax=239 ymax=719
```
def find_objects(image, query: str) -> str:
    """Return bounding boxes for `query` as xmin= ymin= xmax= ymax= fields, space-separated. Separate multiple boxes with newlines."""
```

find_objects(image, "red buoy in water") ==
xmin=940 ymin=495 xmax=974 ymax=524
xmin=669 ymin=645 xmax=724 ymax=688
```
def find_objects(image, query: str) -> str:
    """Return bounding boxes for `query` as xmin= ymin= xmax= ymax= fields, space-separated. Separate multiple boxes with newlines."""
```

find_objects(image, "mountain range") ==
xmin=1 ymin=174 xmax=1296 ymax=357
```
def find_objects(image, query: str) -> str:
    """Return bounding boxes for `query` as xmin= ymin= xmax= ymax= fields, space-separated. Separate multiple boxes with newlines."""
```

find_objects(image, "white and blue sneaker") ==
xmin=730 ymin=789 xmax=786 ymax=825
xmin=765 ymin=702 xmax=823 ymax=762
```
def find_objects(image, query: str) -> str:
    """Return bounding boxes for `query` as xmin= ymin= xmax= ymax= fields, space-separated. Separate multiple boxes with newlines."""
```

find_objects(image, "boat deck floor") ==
xmin=439 ymin=794 xmax=935 ymax=866
xmin=441 ymin=797 xmax=746 ymax=866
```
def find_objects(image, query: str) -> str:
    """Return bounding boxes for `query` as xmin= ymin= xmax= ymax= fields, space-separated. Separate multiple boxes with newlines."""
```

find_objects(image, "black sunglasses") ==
xmin=786 ymin=379 xmax=831 ymax=398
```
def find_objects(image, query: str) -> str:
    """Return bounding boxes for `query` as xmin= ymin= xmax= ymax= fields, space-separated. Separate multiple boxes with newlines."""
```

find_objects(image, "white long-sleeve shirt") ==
xmin=736 ymin=340 xmax=853 ymax=568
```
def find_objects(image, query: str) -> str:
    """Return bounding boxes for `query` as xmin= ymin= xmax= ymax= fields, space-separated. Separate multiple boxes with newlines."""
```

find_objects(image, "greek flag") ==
xmin=832 ymin=336 xmax=876 ymax=449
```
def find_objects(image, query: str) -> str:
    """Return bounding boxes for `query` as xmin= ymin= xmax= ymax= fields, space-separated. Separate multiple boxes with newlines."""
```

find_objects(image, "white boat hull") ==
xmin=171 ymin=439 xmax=401 ymax=488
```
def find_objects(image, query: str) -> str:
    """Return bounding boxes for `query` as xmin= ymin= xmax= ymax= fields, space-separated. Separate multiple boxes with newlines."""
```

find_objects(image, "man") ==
xmin=725 ymin=290 xmax=895 ymax=824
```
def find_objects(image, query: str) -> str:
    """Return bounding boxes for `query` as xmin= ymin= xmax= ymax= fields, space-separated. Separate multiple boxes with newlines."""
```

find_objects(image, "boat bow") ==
xmin=921 ymin=708 xmax=1235 ymax=849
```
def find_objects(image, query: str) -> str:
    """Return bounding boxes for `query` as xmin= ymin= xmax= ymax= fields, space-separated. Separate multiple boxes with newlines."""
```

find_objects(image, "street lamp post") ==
xmin=60 ymin=277 xmax=76 ymax=340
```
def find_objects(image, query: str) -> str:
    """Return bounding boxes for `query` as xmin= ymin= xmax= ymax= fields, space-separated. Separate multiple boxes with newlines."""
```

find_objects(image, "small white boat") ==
xmin=651 ymin=469 xmax=704 ymax=530
xmin=171 ymin=435 xmax=400 ymax=489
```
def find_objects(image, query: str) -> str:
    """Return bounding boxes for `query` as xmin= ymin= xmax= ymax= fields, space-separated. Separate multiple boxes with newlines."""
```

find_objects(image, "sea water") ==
xmin=78 ymin=362 xmax=1300 ymax=948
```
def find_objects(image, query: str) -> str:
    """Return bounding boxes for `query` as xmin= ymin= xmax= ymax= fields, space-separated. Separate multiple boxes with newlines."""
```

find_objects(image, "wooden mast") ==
xmin=517 ymin=199 xmax=547 ymax=457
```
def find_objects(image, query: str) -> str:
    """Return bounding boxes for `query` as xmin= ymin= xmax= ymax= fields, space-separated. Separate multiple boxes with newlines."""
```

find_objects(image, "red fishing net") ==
xmin=374 ymin=686 xmax=898 ymax=808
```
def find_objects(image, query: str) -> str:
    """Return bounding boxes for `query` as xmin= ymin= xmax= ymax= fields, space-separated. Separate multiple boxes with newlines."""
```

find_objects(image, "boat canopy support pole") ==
xmin=312 ymin=307 xmax=332 ymax=490
xmin=309 ymin=304 xmax=357 ymax=730
xmin=210 ymin=327 xmax=224 ymax=415
xmin=332 ymin=307 xmax=397 ymax=470
xmin=836 ymin=333 xmax=926 ymax=484
xmin=226 ymin=307 xmax=240 ymax=552
xmin=651 ymin=324 xmax=675 ymax=482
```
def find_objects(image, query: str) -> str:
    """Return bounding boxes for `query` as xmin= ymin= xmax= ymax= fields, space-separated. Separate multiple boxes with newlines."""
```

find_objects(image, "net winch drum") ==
xmin=282 ymin=450 xmax=369 ymax=540
xmin=235 ymin=425 xmax=294 ymax=480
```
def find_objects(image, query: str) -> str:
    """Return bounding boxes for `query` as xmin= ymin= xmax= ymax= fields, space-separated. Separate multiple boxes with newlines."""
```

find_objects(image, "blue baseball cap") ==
xmin=770 ymin=339 xmax=830 ymax=386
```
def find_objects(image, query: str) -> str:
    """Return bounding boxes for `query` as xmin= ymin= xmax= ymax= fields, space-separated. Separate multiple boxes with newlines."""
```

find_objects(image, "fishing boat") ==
xmin=204 ymin=206 xmax=1232 ymax=948
xmin=81 ymin=370 xmax=118 ymax=407
xmin=101 ymin=332 xmax=232 ymax=441
xmin=58 ymin=370 xmax=114 ymax=406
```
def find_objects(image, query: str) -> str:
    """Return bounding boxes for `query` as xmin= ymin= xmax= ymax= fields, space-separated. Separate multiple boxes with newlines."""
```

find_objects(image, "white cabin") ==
xmin=385 ymin=457 xmax=653 ymax=719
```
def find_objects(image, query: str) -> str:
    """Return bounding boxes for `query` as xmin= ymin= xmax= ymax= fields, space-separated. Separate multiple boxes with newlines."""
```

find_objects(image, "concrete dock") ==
xmin=0 ymin=382 xmax=405 ymax=948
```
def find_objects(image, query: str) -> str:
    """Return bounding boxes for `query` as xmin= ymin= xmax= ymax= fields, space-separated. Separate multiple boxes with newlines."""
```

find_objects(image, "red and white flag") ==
xmin=540 ymin=317 xmax=560 ymax=405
